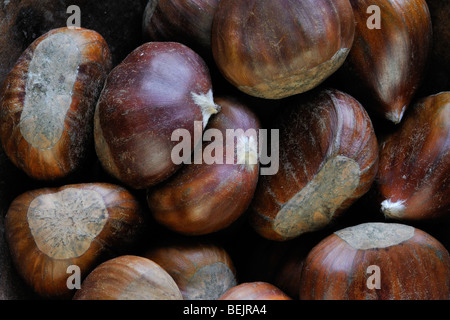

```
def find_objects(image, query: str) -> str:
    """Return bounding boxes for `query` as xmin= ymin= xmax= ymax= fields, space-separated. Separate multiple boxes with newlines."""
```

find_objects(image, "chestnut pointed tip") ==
xmin=386 ymin=105 xmax=407 ymax=124
xmin=191 ymin=89 xmax=221 ymax=129
xmin=381 ymin=199 xmax=406 ymax=218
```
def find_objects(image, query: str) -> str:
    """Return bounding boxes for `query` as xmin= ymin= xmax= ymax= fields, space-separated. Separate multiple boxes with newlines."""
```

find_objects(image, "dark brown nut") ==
xmin=4 ymin=183 xmax=146 ymax=299
xmin=147 ymin=95 xmax=260 ymax=235
xmin=345 ymin=0 xmax=432 ymax=123
xmin=142 ymin=0 xmax=220 ymax=60
xmin=94 ymin=42 xmax=220 ymax=190
xmin=211 ymin=0 xmax=355 ymax=99
xmin=73 ymin=255 xmax=183 ymax=300
xmin=376 ymin=91 xmax=450 ymax=220
xmin=219 ymin=282 xmax=292 ymax=300
xmin=250 ymin=88 xmax=379 ymax=241
xmin=143 ymin=240 xmax=237 ymax=300
xmin=0 ymin=27 xmax=112 ymax=181
xmin=299 ymin=222 xmax=450 ymax=300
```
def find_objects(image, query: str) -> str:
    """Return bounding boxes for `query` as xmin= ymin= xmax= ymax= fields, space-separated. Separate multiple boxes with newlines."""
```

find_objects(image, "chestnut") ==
xmin=211 ymin=0 xmax=355 ymax=99
xmin=376 ymin=92 xmax=450 ymax=221
xmin=299 ymin=222 xmax=450 ymax=300
xmin=344 ymin=0 xmax=432 ymax=124
xmin=142 ymin=0 xmax=220 ymax=60
xmin=219 ymin=282 xmax=292 ymax=300
xmin=0 ymin=27 xmax=112 ymax=181
xmin=94 ymin=41 xmax=220 ymax=190
xmin=249 ymin=88 xmax=379 ymax=241
xmin=73 ymin=255 xmax=182 ymax=300
xmin=147 ymin=95 xmax=260 ymax=235
xmin=4 ymin=183 xmax=146 ymax=299
xmin=143 ymin=240 xmax=237 ymax=300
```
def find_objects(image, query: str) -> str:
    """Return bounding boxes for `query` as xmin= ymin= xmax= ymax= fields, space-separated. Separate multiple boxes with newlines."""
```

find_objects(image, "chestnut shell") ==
xmin=299 ymin=222 xmax=450 ymax=300
xmin=143 ymin=240 xmax=237 ymax=300
xmin=4 ymin=183 xmax=145 ymax=299
xmin=219 ymin=282 xmax=292 ymax=300
xmin=94 ymin=41 xmax=219 ymax=189
xmin=142 ymin=0 xmax=220 ymax=60
xmin=376 ymin=91 xmax=450 ymax=220
xmin=147 ymin=95 xmax=260 ymax=235
xmin=0 ymin=27 xmax=112 ymax=181
xmin=250 ymin=88 xmax=379 ymax=241
xmin=344 ymin=0 xmax=432 ymax=123
xmin=211 ymin=0 xmax=355 ymax=99
xmin=73 ymin=255 xmax=183 ymax=300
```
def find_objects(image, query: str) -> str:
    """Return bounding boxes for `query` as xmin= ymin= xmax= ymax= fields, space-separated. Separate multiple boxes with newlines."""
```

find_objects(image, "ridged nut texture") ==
xmin=211 ymin=0 xmax=355 ymax=99
xmin=4 ymin=183 xmax=145 ymax=299
xmin=299 ymin=222 xmax=450 ymax=300
xmin=377 ymin=91 xmax=450 ymax=220
xmin=250 ymin=88 xmax=379 ymax=241
xmin=345 ymin=0 xmax=432 ymax=124
xmin=0 ymin=27 xmax=112 ymax=180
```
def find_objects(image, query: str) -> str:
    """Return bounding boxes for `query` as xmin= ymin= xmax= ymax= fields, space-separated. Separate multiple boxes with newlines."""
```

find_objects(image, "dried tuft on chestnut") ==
xmin=4 ymin=183 xmax=146 ymax=299
xmin=376 ymin=91 xmax=450 ymax=221
xmin=94 ymin=41 xmax=220 ymax=189
xmin=344 ymin=0 xmax=432 ymax=124
xmin=147 ymin=95 xmax=260 ymax=235
xmin=0 ymin=27 xmax=112 ymax=180
xmin=299 ymin=222 xmax=450 ymax=300
xmin=211 ymin=0 xmax=355 ymax=99
xmin=73 ymin=255 xmax=183 ymax=300
xmin=219 ymin=282 xmax=292 ymax=300
xmin=250 ymin=88 xmax=379 ymax=241
xmin=143 ymin=240 xmax=237 ymax=300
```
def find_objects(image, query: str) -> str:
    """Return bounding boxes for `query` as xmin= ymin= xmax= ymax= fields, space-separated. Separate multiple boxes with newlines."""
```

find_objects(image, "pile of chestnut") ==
xmin=0 ymin=0 xmax=448 ymax=300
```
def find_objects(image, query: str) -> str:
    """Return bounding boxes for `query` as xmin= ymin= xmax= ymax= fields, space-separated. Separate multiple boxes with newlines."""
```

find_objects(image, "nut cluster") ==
xmin=0 ymin=0 xmax=448 ymax=301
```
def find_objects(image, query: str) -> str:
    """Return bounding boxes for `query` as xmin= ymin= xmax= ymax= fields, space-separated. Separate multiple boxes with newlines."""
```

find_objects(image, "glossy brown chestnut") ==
xmin=143 ymin=240 xmax=237 ymax=300
xmin=73 ymin=255 xmax=183 ymax=300
xmin=142 ymin=0 xmax=220 ymax=59
xmin=4 ymin=183 xmax=146 ymax=299
xmin=0 ymin=27 xmax=112 ymax=180
xmin=376 ymin=92 xmax=450 ymax=220
xmin=249 ymin=88 xmax=379 ymax=241
xmin=344 ymin=0 xmax=432 ymax=124
xmin=299 ymin=222 xmax=450 ymax=300
xmin=219 ymin=282 xmax=292 ymax=300
xmin=211 ymin=0 xmax=355 ymax=99
xmin=147 ymin=95 xmax=260 ymax=235
xmin=94 ymin=41 xmax=220 ymax=190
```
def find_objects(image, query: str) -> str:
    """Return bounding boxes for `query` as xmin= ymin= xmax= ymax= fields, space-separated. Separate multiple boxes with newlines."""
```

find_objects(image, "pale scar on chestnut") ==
xmin=335 ymin=223 xmax=415 ymax=250
xmin=27 ymin=188 xmax=109 ymax=259
xmin=185 ymin=262 xmax=238 ymax=300
xmin=273 ymin=155 xmax=360 ymax=239
xmin=20 ymin=33 xmax=81 ymax=150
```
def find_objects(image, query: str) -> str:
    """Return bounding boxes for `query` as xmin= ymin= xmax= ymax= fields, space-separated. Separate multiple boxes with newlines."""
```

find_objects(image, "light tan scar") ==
xmin=27 ymin=188 xmax=108 ymax=259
